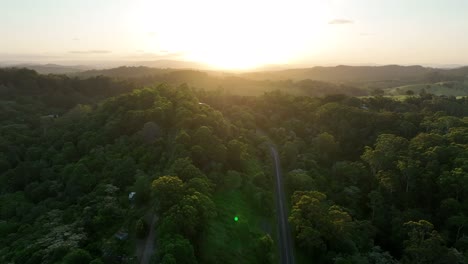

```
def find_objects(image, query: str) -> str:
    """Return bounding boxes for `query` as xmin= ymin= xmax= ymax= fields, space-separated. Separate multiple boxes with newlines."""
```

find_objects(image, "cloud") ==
xmin=69 ymin=50 xmax=112 ymax=54
xmin=147 ymin=32 xmax=157 ymax=37
xmin=72 ymin=38 xmax=80 ymax=41
xmin=328 ymin=19 xmax=354 ymax=25
xmin=359 ymin=32 xmax=375 ymax=37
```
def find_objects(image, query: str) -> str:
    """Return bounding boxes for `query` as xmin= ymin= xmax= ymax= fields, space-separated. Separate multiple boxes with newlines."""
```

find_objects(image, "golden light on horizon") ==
xmin=129 ymin=0 xmax=331 ymax=70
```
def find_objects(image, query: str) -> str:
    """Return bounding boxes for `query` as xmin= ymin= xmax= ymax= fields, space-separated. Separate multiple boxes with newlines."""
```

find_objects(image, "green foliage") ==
xmin=285 ymin=170 xmax=315 ymax=194
xmin=289 ymin=191 xmax=358 ymax=257
xmin=226 ymin=139 xmax=247 ymax=170
xmin=136 ymin=218 xmax=148 ymax=238
xmin=62 ymin=249 xmax=92 ymax=264
xmin=169 ymin=158 xmax=205 ymax=181
xmin=185 ymin=177 xmax=213 ymax=195
xmin=2 ymin=68 xmax=468 ymax=263
xmin=256 ymin=234 xmax=274 ymax=264
xmin=198 ymin=190 xmax=267 ymax=264
xmin=401 ymin=220 xmax=463 ymax=264
xmin=158 ymin=235 xmax=197 ymax=264
xmin=112 ymin=157 xmax=136 ymax=189
xmin=133 ymin=172 xmax=151 ymax=205
xmin=163 ymin=191 xmax=216 ymax=240
xmin=223 ymin=170 xmax=243 ymax=190
xmin=152 ymin=176 xmax=184 ymax=213
xmin=311 ymin=132 xmax=339 ymax=165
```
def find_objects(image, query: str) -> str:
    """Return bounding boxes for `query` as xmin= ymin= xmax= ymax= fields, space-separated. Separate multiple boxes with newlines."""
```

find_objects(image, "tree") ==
xmin=439 ymin=167 xmax=468 ymax=200
xmin=402 ymin=220 xmax=450 ymax=264
xmin=282 ymin=140 xmax=299 ymax=169
xmin=160 ymin=254 xmax=177 ymax=264
xmin=361 ymin=134 xmax=408 ymax=176
xmin=192 ymin=126 xmax=213 ymax=147
xmin=256 ymin=234 xmax=274 ymax=264
xmin=285 ymin=170 xmax=315 ymax=194
xmin=289 ymin=191 xmax=357 ymax=257
xmin=64 ymin=163 xmax=96 ymax=200
xmin=62 ymin=249 xmax=92 ymax=264
xmin=0 ymin=153 xmax=11 ymax=172
xmin=164 ymin=191 xmax=215 ymax=239
xmin=226 ymin=139 xmax=246 ymax=170
xmin=312 ymin=132 xmax=339 ymax=165
xmin=185 ymin=177 xmax=213 ymax=195
xmin=447 ymin=214 xmax=468 ymax=242
xmin=223 ymin=170 xmax=242 ymax=190
xmin=371 ymin=89 xmax=385 ymax=96
xmin=139 ymin=121 xmax=161 ymax=143
xmin=169 ymin=158 xmax=204 ymax=182
xmin=62 ymin=142 xmax=79 ymax=162
xmin=152 ymin=176 xmax=184 ymax=212
xmin=136 ymin=218 xmax=148 ymax=238
xmin=158 ymin=235 xmax=197 ymax=264
xmin=133 ymin=172 xmax=151 ymax=205
xmin=112 ymin=157 xmax=136 ymax=189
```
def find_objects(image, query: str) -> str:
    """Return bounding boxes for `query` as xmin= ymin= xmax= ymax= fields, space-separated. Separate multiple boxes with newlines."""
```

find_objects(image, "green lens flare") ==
xmin=234 ymin=216 xmax=239 ymax=222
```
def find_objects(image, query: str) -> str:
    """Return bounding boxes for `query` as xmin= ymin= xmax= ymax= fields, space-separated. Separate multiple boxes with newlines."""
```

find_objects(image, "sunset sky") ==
xmin=2 ymin=0 xmax=468 ymax=69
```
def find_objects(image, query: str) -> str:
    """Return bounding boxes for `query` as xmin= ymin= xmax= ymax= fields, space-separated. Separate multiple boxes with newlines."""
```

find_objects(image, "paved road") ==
xmin=270 ymin=145 xmax=295 ymax=264
xmin=140 ymin=214 xmax=157 ymax=264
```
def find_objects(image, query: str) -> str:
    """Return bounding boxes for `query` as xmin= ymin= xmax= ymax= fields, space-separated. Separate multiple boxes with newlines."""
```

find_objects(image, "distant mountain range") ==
xmin=242 ymin=65 xmax=468 ymax=82
xmin=2 ymin=63 xmax=468 ymax=97
xmin=130 ymin=60 xmax=208 ymax=69
xmin=0 ymin=60 xmax=209 ymax=75
xmin=2 ymin=62 xmax=467 ymax=88
xmin=0 ymin=63 xmax=91 ymax=74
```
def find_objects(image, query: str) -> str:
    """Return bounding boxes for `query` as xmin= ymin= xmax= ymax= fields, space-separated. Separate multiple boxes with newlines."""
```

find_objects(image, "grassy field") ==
xmin=386 ymin=81 xmax=468 ymax=96
xmin=359 ymin=95 xmax=410 ymax=101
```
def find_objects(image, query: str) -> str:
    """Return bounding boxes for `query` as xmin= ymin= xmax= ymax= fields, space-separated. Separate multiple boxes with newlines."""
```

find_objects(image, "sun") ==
xmin=129 ymin=0 xmax=330 ymax=70
xmin=188 ymin=44 xmax=273 ymax=70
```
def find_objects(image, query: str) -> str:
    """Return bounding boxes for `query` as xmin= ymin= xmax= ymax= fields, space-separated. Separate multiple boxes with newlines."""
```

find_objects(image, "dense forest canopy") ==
xmin=0 ymin=68 xmax=468 ymax=263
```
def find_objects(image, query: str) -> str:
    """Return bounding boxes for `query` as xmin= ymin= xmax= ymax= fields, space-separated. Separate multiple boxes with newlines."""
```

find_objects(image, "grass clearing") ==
xmin=386 ymin=81 xmax=468 ymax=96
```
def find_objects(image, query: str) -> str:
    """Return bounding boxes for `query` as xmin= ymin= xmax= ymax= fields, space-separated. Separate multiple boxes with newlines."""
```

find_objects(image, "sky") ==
xmin=1 ymin=0 xmax=468 ymax=69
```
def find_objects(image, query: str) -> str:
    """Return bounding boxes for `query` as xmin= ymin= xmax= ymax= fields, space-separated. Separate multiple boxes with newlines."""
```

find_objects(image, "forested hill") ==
xmin=1 ymin=68 xmax=468 ymax=263
xmin=76 ymin=64 xmax=468 ymax=84
xmin=3 ymin=64 xmax=90 ymax=75
xmin=76 ymin=66 xmax=174 ymax=79
xmin=78 ymin=64 xmax=468 ymax=94
xmin=242 ymin=65 xmax=468 ymax=83
xmin=6 ymin=64 xmax=468 ymax=96
xmin=0 ymin=81 xmax=275 ymax=263
xmin=0 ymin=68 xmax=137 ymax=110
xmin=1 ymin=68 xmax=367 ymax=97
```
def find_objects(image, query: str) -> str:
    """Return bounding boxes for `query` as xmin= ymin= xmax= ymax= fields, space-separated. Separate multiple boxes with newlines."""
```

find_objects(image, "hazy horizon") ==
xmin=2 ymin=0 xmax=468 ymax=70
xmin=1 ymin=58 xmax=467 ymax=72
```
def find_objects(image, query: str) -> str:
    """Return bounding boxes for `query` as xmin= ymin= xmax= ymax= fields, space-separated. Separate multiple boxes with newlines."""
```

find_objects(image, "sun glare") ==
xmin=130 ymin=0 xmax=330 ymax=70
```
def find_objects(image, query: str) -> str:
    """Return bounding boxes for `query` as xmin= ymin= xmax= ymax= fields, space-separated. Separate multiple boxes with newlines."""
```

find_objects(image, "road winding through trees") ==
xmin=270 ymin=145 xmax=295 ymax=264
xmin=140 ymin=214 xmax=157 ymax=264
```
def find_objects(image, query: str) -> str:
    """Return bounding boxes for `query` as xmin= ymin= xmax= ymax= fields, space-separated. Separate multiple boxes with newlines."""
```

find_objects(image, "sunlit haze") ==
xmin=2 ymin=0 xmax=468 ymax=69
